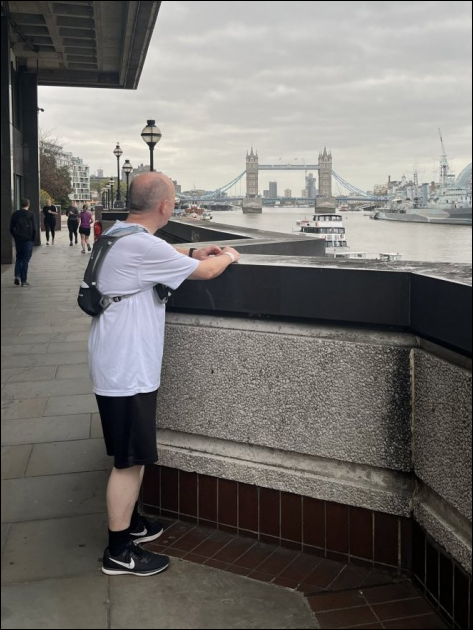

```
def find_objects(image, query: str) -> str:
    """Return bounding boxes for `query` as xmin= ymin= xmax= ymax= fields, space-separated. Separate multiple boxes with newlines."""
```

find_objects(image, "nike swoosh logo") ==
xmin=131 ymin=528 xmax=147 ymax=537
xmin=111 ymin=557 xmax=135 ymax=569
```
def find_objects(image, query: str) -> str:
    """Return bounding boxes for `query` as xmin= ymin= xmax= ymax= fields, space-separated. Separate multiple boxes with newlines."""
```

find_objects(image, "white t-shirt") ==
xmin=88 ymin=222 xmax=199 ymax=397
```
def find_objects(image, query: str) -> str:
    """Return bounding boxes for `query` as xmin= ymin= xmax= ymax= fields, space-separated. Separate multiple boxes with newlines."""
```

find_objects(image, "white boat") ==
xmin=295 ymin=211 xmax=349 ymax=256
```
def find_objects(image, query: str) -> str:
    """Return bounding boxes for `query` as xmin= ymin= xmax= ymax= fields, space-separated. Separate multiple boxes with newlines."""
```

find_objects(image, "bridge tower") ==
xmin=246 ymin=148 xmax=259 ymax=198
xmin=318 ymin=147 xmax=333 ymax=200
xmin=243 ymin=148 xmax=262 ymax=213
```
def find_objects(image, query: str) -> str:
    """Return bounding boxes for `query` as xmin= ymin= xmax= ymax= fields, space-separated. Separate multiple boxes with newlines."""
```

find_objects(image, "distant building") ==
xmin=301 ymin=189 xmax=308 ymax=198
xmin=172 ymin=180 xmax=182 ymax=195
xmin=54 ymin=149 xmax=90 ymax=203
xmin=97 ymin=168 xmax=104 ymax=178
xmin=305 ymin=173 xmax=316 ymax=198
xmin=269 ymin=181 xmax=278 ymax=198
xmin=263 ymin=190 xmax=270 ymax=198
xmin=129 ymin=164 xmax=153 ymax=181
xmin=284 ymin=189 xmax=292 ymax=198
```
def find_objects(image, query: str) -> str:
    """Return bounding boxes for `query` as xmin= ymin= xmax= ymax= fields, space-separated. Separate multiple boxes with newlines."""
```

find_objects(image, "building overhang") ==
xmin=3 ymin=0 xmax=161 ymax=89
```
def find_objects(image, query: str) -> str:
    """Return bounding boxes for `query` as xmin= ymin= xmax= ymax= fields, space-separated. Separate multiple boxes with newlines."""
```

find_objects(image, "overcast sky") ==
xmin=39 ymin=0 xmax=472 ymax=194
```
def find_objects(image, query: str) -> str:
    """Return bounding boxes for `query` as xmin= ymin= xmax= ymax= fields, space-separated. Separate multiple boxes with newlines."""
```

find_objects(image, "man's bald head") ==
xmin=129 ymin=173 xmax=175 ymax=216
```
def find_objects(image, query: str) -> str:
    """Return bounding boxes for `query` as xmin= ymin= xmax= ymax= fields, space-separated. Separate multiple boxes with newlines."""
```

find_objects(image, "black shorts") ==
xmin=95 ymin=390 xmax=159 ymax=469
xmin=79 ymin=227 xmax=91 ymax=236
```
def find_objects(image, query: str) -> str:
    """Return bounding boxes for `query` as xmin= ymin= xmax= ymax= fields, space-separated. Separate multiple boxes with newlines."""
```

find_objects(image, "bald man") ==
xmin=91 ymin=173 xmax=240 ymax=577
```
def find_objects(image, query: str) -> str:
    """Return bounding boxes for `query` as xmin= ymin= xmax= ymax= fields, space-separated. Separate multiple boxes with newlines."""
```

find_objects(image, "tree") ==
xmin=40 ymin=189 xmax=53 ymax=208
xmin=39 ymin=131 xmax=72 ymax=210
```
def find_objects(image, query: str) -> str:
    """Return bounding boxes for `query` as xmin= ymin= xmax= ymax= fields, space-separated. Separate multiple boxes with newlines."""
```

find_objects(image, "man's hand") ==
xmin=194 ymin=245 xmax=223 ymax=260
xmin=221 ymin=247 xmax=241 ymax=263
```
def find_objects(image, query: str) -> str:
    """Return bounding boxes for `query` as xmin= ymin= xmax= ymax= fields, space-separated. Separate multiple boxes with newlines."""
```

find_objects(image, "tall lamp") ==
xmin=122 ymin=160 xmax=134 ymax=208
xmin=141 ymin=120 xmax=162 ymax=172
xmin=113 ymin=143 xmax=123 ymax=204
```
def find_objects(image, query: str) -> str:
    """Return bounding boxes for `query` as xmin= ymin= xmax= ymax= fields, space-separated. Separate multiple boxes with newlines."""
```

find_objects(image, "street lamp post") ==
xmin=122 ymin=160 xmax=134 ymax=208
xmin=109 ymin=178 xmax=115 ymax=208
xmin=113 ymin=143 xmax=123 ymax=205
xmin=141 ymin=120 xmax=162 ymax=172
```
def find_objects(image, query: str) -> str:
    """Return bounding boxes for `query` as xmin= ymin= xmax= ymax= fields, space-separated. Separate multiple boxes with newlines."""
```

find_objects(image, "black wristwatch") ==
xmin=189 ymin=248 xmax=196 ymax=259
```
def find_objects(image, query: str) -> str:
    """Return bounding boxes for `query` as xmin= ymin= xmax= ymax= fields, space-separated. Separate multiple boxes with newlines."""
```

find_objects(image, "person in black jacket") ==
xmin=10 ymin=198 xmax=36 ymax=287
xmin=42 ymin=198 xmax=59 ymax=245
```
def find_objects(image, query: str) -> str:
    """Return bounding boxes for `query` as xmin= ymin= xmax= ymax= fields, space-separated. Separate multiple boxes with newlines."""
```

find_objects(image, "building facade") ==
xmin=269 ymin=181 xmax=278 ymax=198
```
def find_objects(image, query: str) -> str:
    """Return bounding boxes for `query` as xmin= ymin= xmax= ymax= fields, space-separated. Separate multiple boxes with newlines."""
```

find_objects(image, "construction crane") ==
xmin=438 ymin=128 xmax=449 ymax=185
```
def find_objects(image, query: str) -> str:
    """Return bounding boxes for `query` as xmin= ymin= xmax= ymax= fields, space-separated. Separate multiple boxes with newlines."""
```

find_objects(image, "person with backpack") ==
xmin=10 ymin=198 xmax=37 ymax=287
xmin=87 ymin=172 xmax=239 ymax=578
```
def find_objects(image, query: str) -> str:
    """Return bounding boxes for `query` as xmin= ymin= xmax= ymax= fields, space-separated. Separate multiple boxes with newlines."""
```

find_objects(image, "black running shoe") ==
xmin=102 ymin=543 xmax=170 ymax=577
xmin=14 ymin=277 xmax=20 ymax=286
xmin=87 ymin=243 xmax=91 ymax=252
xmin=130 ymin=516 xmax=164 ymax=545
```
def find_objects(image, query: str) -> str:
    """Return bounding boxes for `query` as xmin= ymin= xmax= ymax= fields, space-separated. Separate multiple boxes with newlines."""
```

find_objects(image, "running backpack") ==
xmin=13 ymin=213 xmax=34 ymax=242
xmin=77 ymin=225 xmax=173 ymax=317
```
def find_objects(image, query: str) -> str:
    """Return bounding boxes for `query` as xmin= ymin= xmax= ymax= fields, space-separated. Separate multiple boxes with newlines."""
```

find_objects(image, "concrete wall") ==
xmin=157 ymin=314 xmax=472 ymax=573
xmin=413 ymin=349 xmax=472 ymax=572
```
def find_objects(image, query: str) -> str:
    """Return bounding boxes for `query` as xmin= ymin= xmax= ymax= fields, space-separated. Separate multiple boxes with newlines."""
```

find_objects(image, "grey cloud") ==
xmin=39 ymin=1 xmax=472 ymax=192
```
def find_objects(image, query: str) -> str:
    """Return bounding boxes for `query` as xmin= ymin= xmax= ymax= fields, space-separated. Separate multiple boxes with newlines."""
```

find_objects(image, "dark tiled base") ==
xmin=142 ymin=466 xmax=470 ymax=629
xmin=142 ymin=466 xmax=411 ymax=572
xmin=146 ymin=518 xmax=448 ymax=630
xmin=412 ymin=523 xmax=472 ymax=630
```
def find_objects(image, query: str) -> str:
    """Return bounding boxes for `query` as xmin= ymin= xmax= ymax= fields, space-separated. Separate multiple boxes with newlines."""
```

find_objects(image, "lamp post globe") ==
xmin=113 ymin=143 xmax=123 ymax=204
xmin=122 ymin=160 xmax=134 ymax=208
xmin=141 ymin=120 xmax=162 ymax=172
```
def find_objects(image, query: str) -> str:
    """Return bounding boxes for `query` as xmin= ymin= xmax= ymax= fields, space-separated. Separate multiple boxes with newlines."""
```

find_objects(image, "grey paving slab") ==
xmin=1 ymin=513 xmax=108 ymax=584
xmin=1 ymin=352 xmax=89 ymax=369
xmin=66 ymin=331 xmax=90 ymax=342
xmin=1 ymin=415 xmax=92 ymax=446
xmin=2 ymin=378 xmax=93 ymax=401
xmin=1 ymin=524 xmax=9 ymax=554
xmin=1 ymin=573 xmax=108 ymax=629
xmin=18 ymin=323 xmax=90 ymax=335
xmin=1 ymin=328 xmax=22 ymax=337
xmin=1 ymin=471 xmax=108 ymax=523
xmin=1 ymin=344 xmax=48 ymax=356
xmin=1 ymin=445 xmax=32 ymax=479
xmin=26 ymin=439 xmax=110 ymax=477
xmin=56 ymin=363 xmax=91 ymax=380
xmin=44 ymin=394 xmax=98 ymax=417
xmin=91 ymin=413 xmax=104 ymax=439
xmin=1 ymin=397 xmax=48 ymax=420
xmin=110 ymin=560 xmax=319 ymax=630
xmin=1 ymin=334 xmax=67 ymax=346
xmin=47 ymin=341 xmax=88 ymax=354
xmin=1 ymin=366 xmax=57 ymax=383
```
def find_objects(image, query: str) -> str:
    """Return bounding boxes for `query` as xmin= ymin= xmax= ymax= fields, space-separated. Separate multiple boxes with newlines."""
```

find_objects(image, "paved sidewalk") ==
xmin=1 ymin=224 xmax=318 ymax=629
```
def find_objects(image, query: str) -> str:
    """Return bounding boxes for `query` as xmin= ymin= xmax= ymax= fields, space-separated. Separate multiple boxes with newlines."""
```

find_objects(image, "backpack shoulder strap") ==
xmin=83 ymin=225 xmax=148 ymax=288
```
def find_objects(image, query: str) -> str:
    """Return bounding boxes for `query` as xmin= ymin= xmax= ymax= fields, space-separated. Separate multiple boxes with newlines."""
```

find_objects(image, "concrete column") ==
xmin=20 ymin=72 xmax=41 ymax=246
xmin=1 ymin=12 xmax=14 ymax=264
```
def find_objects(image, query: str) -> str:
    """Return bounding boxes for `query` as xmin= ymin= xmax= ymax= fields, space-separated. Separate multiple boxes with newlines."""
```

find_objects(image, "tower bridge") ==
xmin=177 ymin=148 xmax=388 ymax=204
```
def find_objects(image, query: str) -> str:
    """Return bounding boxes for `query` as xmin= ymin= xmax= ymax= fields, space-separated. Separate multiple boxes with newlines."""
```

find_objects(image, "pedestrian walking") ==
xmin=67 ymin=202 xmax=80 ymax=246
xmin=79 ymin=204 xmax=94 ymax=253
xmin=10 ymin=198 xmax=36 ymax=287
xmin=42 ymin=198 xmax=59 ymax=245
